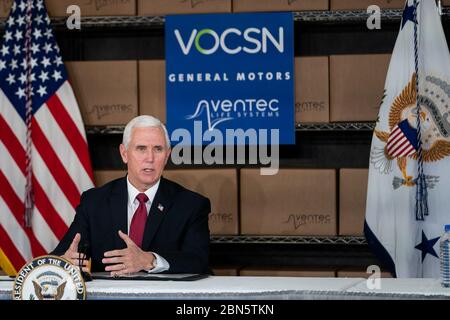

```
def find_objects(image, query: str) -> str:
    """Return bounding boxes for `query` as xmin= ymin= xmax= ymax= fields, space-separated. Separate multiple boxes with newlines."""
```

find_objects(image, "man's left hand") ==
xmin=102 ymin=230 xmax=155 ymax=276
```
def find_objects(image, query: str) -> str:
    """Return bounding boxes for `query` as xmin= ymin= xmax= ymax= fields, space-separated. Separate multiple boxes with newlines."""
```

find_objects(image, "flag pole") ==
xmin=413 ymin=0 xmax=429 ymax=221
xmin=24 ymin=0 xmax=34 ymax=228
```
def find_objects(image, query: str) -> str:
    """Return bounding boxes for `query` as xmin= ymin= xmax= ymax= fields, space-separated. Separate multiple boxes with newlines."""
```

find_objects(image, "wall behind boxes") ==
xmin=8 ymin=0 xmax=442 ymax=276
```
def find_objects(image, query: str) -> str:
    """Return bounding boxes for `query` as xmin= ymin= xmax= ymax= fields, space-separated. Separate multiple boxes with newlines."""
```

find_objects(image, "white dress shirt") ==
xmin=126 ymin=176 xmax=169 ymax=273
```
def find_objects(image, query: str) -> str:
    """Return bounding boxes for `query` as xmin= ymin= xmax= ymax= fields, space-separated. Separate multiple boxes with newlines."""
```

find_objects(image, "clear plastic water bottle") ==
xmin=440 ymin=225 xmax=450 ymax=288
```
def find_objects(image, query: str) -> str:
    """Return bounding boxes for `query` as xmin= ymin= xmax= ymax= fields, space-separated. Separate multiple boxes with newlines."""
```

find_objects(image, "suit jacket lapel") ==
xmin=141 ymin=178 xmax=175 ymax=250
xmin=109 ymin=177 xmax=128 ymax=249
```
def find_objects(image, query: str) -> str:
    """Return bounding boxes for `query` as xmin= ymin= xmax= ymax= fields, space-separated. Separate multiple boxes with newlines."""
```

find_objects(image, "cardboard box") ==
xmin=240 ymin=169 xmax=337 ymax=236
xmin=139 ymin=60 xmax=166 ymax=123
xmin=330 ymin=0 xmax=405 ymax=10
xmin=233 ymin=0 xmax=328 ymax=12
xmin=330 ymin=54 xmax=390 ymax=122
xmin=138 ymin=0 xmax=231 ymax=15
xmin=295 ymin=56 xmax=329 ymax=123
xmin=164 ymin=169 xmax=239 ymax=235
xmin=46 ymin=0 xmax=136 ymax=17
xmin=337 ymin=269 xmax=393 ymax=278
xmin=339 ymin=169 xmax=368 ymax=236
xmin=212 ymin=267 xmax=240 ymax=276
xmin=66 ymin=61 xmax=138 ymax=126
xmin=239 ymin=267 xmax=336 ymax=277
xmin=94 ymin=170 xmax=126 ymax=187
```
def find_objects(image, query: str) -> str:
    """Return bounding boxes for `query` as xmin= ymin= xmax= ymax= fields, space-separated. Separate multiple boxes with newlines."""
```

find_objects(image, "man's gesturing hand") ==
xmin=102 ymin=230 xmax=156 ymax=276
xmin=62 ymin=233 xmax=89 ymax=272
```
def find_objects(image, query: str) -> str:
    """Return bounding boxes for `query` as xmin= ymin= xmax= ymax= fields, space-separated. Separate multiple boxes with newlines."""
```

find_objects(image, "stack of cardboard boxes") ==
xmin=65 ymin=54 xmax=390 ymax=127
xmin=94 ymin=169 xmax=339 ymax=237
xmin=93 ymin=167 xmax=393 ymax=277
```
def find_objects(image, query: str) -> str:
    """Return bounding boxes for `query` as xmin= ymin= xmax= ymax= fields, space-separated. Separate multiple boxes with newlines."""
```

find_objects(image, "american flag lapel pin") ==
xmin=158 ymin=203 xmax=164 ymax=212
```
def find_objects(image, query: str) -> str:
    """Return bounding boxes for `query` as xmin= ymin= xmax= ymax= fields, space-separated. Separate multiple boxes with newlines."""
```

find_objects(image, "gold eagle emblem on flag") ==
xmin=372 ymin=73 xmax=450 ymax=188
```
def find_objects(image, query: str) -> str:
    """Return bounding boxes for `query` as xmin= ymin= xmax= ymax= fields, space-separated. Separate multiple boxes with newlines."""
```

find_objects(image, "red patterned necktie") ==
xmin=129 ymin=193 xmax=149 ymax=248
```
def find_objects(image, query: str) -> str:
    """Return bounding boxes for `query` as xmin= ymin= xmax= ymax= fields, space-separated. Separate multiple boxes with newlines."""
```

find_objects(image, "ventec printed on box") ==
xmin=139 ymin=60 xmax=166 ymax=123
xmin=164 ymin=169 xmax=239 ymax=235
xmin=240 ymin=169 xmax=337 ymax=236
xmin=295 ymin=56 xmax=329 ymax=123
xmin=66 ymin=61 xmax=138 ymax=125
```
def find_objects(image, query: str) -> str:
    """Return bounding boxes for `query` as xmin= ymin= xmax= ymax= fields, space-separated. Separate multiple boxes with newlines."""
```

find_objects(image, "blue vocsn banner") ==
xmin=165 ymin=12 xmax=295 ymax=145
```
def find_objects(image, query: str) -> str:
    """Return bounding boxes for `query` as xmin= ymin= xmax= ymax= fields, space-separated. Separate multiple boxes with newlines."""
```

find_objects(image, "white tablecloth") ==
xmin=1 ymin=276 xmax=450 ymax=299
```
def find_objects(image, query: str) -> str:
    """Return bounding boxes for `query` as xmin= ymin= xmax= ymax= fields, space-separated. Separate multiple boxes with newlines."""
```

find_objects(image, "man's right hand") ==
xmin=62 ymin=233 xmax=89 ymax=273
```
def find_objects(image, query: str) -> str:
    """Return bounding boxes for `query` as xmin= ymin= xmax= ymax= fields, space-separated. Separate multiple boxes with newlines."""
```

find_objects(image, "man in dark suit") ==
xmin=52 ymin=115 xmax=211 ymax=275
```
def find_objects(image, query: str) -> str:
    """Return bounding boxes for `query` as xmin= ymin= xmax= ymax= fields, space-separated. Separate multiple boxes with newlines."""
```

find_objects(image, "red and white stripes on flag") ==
xmin=0 ymin=0 xmax=94 ymax=275
xmin=0 ymin=82 xmax=94 ymax=274
xmin=386 ymin=119 xmax=418 ymax=159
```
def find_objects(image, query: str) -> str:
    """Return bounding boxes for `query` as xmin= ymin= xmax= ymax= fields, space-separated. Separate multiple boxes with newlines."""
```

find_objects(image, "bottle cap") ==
xmin=445 ymin=225 xmax=450 ymax=232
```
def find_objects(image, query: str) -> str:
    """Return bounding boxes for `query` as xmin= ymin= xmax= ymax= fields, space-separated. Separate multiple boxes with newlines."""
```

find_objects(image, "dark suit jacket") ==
xmin=52 ymin=176 xmax=211 ymax=274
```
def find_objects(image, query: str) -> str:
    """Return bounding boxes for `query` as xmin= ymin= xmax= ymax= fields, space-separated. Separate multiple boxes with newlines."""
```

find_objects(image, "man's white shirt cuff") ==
xmin=147 ymin=252 xmax=170 ymax=273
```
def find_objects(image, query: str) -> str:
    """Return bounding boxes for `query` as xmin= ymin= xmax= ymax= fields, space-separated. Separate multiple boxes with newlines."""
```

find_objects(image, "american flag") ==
xmin=0 ymin=0 xmax=94 ymax=275
xmin=386 ymin=119 xmax=418 ymax=158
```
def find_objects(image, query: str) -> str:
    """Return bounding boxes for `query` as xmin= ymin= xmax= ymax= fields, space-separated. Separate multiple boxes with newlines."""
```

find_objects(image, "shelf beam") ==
xmin=1 ymin=8 xmax=450 ymax=29
xmin=210 ymin=236 xmax=367 ymax=245
xmin=85 ymin=122 xmax=376 ymax=134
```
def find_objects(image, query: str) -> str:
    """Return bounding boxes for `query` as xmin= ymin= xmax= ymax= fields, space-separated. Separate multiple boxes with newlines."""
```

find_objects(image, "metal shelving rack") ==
xmin=296 ymin=122 xmax=375 ymax=131
xmin=210 ymin=236 xmax=367 ymax=245
xmin=1 ymin=7 xmax=449 ymax=29
xmin=85 ymin=122 xmax=376 ymax=135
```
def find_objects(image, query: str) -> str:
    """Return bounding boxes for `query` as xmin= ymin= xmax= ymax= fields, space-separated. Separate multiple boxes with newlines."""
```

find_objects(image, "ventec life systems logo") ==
xmin=166 ymin=13 xmax=294 ymax=174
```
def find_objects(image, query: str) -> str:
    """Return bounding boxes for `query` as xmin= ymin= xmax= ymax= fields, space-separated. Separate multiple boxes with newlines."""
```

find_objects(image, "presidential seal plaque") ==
xmin=12 ymin=255 xmax=86 ymax=300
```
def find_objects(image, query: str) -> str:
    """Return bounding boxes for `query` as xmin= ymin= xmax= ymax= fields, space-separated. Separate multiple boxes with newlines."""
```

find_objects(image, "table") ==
xmin=1 ymin=276 xmax=450 ymax=300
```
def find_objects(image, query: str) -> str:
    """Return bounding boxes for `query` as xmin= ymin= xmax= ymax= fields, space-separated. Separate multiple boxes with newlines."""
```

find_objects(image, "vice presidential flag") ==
xmin=0 ymin=0 xmax=94 ymax=275
xmin=365 ymin=0 xmax=450 ymax=278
